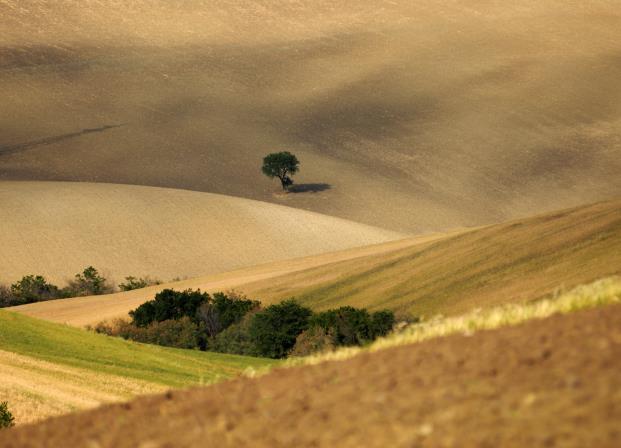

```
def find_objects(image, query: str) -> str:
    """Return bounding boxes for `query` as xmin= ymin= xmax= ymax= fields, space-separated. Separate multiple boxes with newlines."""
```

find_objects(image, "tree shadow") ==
xmin=288 ymin=183 xmax=332 ymax=194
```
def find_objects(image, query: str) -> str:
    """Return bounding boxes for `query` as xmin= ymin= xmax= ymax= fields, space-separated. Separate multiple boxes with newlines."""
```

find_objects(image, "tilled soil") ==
xmin=3 ymin=305 xmax=621 ymax=447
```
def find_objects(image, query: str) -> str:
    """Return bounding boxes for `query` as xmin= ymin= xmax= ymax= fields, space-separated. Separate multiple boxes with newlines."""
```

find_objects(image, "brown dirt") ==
xmin=3 ymin=304 xmax=620 ymax=447
xmin=1 ymin=1 xmax=620 ymax=233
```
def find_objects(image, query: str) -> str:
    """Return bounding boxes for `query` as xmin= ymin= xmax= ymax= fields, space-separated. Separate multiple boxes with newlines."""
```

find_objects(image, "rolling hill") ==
xmin=244 ymin=199 xmax=621 ymax=317
xmin=0 ymin=309 xmax=274 ymax=425
xmin=12 ymin=199 xmax=621 ymax=326
xmin=3 ymin=297 xmax=619 ymax=446
xmin=0 ymin=181 xmax=403 ymax=285
xmin=1 ymin=1 xmax=620 ymax=233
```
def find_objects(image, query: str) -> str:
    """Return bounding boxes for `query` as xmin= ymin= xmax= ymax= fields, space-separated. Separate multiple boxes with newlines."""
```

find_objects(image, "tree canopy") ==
xmin=261 ymin=151 xmax=300 ymax=190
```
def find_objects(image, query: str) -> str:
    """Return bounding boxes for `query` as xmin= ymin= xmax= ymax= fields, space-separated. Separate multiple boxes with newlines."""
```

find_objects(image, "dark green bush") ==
xmin=0 ymin=402 xmax=15 ymax=429
xmin=371 ymin=310 xmax=396 ymax=338
xmin=197 ymin=291 xmax=260 ymax=338
xmin=309 ymin=306 xmax=395 ymax=347
xmin=118 ymin=276 xmax=161 ymax=291
xmin=10 ymin=275 xmax=64 ymax=305
xmin=0 ymin=276 xmax=67 ymax=308
xmin=0 ymin=285 xmax=14 ymax=308
xmin=129 ymin=289 xmax=210 ymax=327
xmin=309 ymin=306 xmax=373 ymax=346
xmin=210 ymin=312 xmax=258 ymax=356
xmin=248 ymin=299 xmax=312 ymax=358
xmin=65 ymin=266 xmax=114 ymax=297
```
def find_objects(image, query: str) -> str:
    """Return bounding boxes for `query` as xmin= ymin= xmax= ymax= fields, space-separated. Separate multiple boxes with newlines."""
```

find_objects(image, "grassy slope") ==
xmin=0 ymin=181 xmax=402 ymax=284
xmin=0 ymin=309 xmax=274 ymax=424
xmin=295 ymin=276 xmax=621 ymax=366
xmin=240 ymin=199 xmax=621 ymax=317
xmin=0 ymin=310 xmax=273 ymax=388
xmin=1 ymin=1 xmax=620 ymax=233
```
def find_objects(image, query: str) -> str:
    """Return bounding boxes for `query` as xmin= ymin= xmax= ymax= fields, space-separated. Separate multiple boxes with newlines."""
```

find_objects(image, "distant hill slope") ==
xmin=0 ymin=310 xmax=273 ymax=425
xmin=13 ymin=199 xmax=621 ymax=326
xmin=245 ymin=199 xmax=621 ymax=317
xmin=1 ymin=1 xmax=620 ymax=232
xmin=0 ymin=181 xmax=403 ymax=285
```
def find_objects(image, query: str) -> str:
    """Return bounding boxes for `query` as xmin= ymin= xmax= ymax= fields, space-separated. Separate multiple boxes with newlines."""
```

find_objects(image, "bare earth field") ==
xmin=13 ymin=199 xmax=621 ymax=326
xmin=1 ymin=1 xmax=620 ymax=233
xmin=3 ymin=302 xmax=619 ymax=447
xmin=0 ymin=181 xmax=403 ymax=284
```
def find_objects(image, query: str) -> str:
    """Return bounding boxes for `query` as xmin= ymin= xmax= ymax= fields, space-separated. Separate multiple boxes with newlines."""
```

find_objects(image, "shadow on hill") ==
xmin=289 ymin=183 xmax=332 ymax=194
xmin=0 ymin=124 xmax=125 ymax=156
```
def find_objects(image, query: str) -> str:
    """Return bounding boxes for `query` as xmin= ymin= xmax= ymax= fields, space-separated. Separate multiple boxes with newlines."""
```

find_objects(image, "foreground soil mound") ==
xmin=4 ymin=304 xmax=619 ymax=447
xmin=0 ymin=181 xmax=402 ymax=284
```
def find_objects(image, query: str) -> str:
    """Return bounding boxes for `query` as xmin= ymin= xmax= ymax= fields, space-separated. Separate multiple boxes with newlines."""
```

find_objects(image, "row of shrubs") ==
xmin=92 ymin=289 xmax=395 ymax=359
xmin=0 ymin=268 xmax=161 ymax=308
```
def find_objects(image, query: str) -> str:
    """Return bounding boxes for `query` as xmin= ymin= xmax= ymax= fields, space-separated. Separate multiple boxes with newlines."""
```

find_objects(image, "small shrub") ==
xmin=10 ymin=275 xmax=64 ymax=304
xmin=289 ymin=326 xmax=335 ymax=357
xmin=0 ymin=402 xmax=15 ymax=428
xmin=0 ymin=285 xmax=14 ymax=308
xmin=310 ymin=306 xmax=373 ymax=346
xmin=92 ymin=317 xmax=199 ymax=349
xmin=65 ymin=266 xmax=113 ymax=297
xmin=90 ymin=318 xmax=132 ymax=336
xmin=248 ymin=299 xmax=312 ymax=359
xmin=310 ymin=306 xmax=395 ymax=347
xmin=371 ymin=310 xmax=396 ymax=338
xmin=118 ymin=276 xmax=161 ymax=291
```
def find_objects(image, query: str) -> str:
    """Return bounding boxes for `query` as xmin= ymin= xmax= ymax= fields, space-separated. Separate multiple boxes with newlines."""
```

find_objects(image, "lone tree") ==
xmin=261 ymin=151 xmax=300 ymax=191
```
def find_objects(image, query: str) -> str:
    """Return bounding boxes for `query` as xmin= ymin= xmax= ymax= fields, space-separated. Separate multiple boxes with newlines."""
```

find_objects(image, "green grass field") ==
xmin=0 ymin=310 xmax=275 ymax=424
xmin=0 ymin=310 xmax=274 ymax=387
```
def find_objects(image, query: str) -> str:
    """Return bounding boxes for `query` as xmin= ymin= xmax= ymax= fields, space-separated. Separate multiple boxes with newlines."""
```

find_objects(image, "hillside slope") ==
xmin=1 ymin=1 xmax=620 ymax=232
xmin=0 ymin=310 xmax=273 ymax=425
xmin=245 ymin=199 xmax=621 ymax=317
xmin=10 ymin=237 xmax=429 ymax=327
xmin=13 ymin=199 xmax=621 ymax=326
xmin=3 ymin=301 xmax=619 ymax=446
xmin=0 ymin=181 xmax=403 ymax=284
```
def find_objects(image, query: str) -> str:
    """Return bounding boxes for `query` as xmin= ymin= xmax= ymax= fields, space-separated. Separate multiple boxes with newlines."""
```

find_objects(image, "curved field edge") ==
xmin=0 ymin=181 xmax=404 ymax=285
xmin=290 ymin=276 xmax=621 ymax=367
xmin=0 ymin=310 xmax=275 ymax=388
